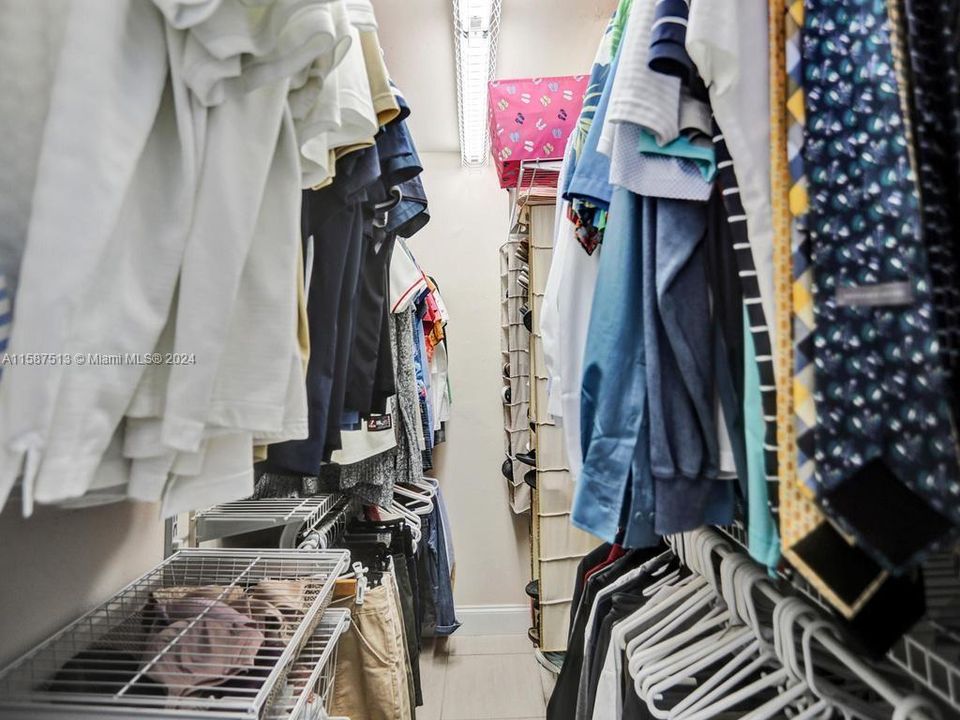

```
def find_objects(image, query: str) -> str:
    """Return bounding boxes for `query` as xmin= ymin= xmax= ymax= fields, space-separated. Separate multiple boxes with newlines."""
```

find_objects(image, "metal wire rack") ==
xmin=264 ymin=609 xmax=349 ymax=720
xmin=299 ymin=496 xmax=358 ymax=550
xmin=0 ymin=548 xmax=350 ymax=720
xmin=719 ymin=522 xmax=960 ymax=716
xmin=194 ymin=495 xmax=341 ymax=547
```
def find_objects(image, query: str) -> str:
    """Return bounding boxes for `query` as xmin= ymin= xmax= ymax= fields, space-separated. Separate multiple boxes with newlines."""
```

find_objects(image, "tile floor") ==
xmin=417 ymin=635 xmax=556 ymax=720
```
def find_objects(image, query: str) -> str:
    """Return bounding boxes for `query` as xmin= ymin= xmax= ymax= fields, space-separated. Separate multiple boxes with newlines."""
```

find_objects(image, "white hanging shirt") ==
xmin=686 ymin=0 xmax=776 ymax=356
xmin=181 ymin=0 xmax=348 ymax=106
xmin=390 ymin=239 xmax=428 ymax=314
xmin=300 ymin=0 xmax=376 ymax=183
xmin=603 ymin=0 xmax=681 ymax=146
xmin=539 ymin=137 xmax=574 ymax=420
xmin=538 ymin=137 xmax=599 ymax=481
xmin=0 ymin=0 xmax=169 ymax=513
xmin=0 ymin=0 xmax=69 ymax=299
xmin=161 ymin=80 xmax=290 ymax=454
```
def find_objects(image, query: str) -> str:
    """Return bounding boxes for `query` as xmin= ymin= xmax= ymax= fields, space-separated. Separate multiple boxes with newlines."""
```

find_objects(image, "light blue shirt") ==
xmin=574 ymin=187 xmax=658 ymax=547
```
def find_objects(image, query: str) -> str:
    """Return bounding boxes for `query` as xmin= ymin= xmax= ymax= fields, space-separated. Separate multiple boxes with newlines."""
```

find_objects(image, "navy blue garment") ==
xmin=647 ymin=0 xmax=708 ymax=99
xmin=374 ymin=116 xmax=428 ymax=237
xmin=704 ymin=189 xmax=750 ymax=501
xmin=322 ymin=205 xmax=366 ymax=459
xmin=416 ymin=509 xmax=438 ymax=634
xmin=393 ymin=175 xmax=430 ymax=238
xmin=648 ymin=0 xmax=693 ymax=81
xmin=377 ymin=118 xmax=422 ymax=186
xmin=342 ymin=89 xmax=427 ymax=419
xmin=431 ymin=499 xmax=459 ymax=635
xmin=267 ymin=146 xmax=381 ymax=474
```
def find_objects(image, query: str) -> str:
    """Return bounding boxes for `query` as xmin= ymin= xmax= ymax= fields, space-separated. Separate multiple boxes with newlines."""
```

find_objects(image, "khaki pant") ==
xmin=330 ymin=572 xmax=413 ymax=720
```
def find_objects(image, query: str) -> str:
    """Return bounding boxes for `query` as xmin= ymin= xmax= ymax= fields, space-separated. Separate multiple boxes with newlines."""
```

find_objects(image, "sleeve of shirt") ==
xmin=686 ymin=0 xmax=740 ymax=96
xmin=540 ymin=208 xmax=570 ymax=420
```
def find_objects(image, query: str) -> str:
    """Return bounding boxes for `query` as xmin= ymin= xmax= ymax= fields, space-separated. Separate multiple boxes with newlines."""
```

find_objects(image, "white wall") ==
xmin=0 ymin=501 xmax=164 ymax=666
xmin=411 ymin=151 xmax=532 ymax=609
xmin=374 ymin=0 xmax=617 ymax=153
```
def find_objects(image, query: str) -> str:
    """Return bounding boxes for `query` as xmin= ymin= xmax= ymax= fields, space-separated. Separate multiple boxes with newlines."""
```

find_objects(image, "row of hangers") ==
xmin=620 ymin=529 xmax=941 ymax=720
xmin=327 ymin=477 xmax=438 ymax=605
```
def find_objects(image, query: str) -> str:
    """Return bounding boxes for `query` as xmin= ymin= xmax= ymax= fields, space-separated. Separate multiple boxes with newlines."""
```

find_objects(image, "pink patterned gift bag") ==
xmin=488 ymin=75 xmax=587 ymax=189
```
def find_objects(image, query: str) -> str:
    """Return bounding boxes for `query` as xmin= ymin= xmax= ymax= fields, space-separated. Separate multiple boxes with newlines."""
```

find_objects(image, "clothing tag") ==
xmin=835 ymin=281 xmax=914 ymax=307
xmin=367 ymin=414 xmax=393 ymax=432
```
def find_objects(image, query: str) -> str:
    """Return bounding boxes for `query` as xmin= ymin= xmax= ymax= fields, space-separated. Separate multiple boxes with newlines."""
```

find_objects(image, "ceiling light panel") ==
xmin=452 ymin=0 xmax=502 ymax=166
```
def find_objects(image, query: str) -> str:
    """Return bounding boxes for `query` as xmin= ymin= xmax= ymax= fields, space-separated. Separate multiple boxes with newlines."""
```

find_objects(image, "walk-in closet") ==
xmin=0 ymin=0 xmax=959 ymax=718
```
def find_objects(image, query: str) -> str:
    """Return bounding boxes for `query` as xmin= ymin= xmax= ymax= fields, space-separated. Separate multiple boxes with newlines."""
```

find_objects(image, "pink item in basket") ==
xmin=488 ymin=75 xmax=587 ymax=189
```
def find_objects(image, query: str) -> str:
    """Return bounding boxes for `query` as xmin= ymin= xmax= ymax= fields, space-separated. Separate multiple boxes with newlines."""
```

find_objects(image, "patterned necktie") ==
xmin=778 ymin=0 xmax=893 ymax=620
xmin=803 ymin=0 xmax=960 ymax=571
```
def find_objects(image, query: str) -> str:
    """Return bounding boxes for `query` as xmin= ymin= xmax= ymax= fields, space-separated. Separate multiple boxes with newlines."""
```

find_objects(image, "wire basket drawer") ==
xmin=265 ymin=609 xmax=349 ymax=720
xmin=0 ymin=548 xmax=350 ymax=720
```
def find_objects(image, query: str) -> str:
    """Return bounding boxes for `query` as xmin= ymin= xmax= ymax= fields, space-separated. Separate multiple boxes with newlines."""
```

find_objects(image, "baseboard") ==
xmin=455 ymin=604 xmax=531 ymax=636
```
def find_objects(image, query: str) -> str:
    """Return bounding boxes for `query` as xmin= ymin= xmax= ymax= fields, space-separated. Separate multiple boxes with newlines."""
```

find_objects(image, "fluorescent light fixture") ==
xmin=452 ymin=0 xmax=502 ymax=167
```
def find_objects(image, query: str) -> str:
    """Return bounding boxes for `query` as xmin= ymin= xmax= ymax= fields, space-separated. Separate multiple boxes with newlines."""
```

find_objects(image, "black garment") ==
xmin=392 ymin=553 xmax=423 ymax=707
xmin=344 ymin=225 xmax=397 ymax=417
xmin=568 ymin=544 xmax=614 ymax=640
xmin=323 ymin=203 xmax=366 ymax=459
xmin=547 ymin=547 xmax=663 ymax=720
xmin=586 ymin=590 xmax=648 ymax=716
xmin=704 ymin=188 xmax=749 ymax=500
xmin=369 ymin=281 xmax=397 ymax=414
xmin=583 ymin=568 xmax=676 ymax=720
xmin=903 ymin=0 xmax=960 ymax=407
xmin=578 ymin=555 xmax=677 ymax=720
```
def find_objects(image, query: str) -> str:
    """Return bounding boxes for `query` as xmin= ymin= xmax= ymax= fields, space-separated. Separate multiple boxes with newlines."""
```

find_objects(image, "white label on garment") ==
xmin=835 ymin=281 xmax=914 ymax=307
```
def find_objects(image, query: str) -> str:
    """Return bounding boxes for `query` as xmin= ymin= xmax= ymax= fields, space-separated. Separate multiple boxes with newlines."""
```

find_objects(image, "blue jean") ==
xmin=419 ymin=504 xmax=460 ymax=636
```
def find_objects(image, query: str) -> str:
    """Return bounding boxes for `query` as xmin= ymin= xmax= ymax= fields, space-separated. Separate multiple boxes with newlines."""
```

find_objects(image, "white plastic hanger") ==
xmin=648 ymin=557 xmax=776 ymax=718
xmin=643 ymin=559 xmax=766 ymax=717
xmin=393 ymin=484 xmax=434 ymax=512
xmin=627 ymin=533 xmax=732 ymax=670
xmin=619 ymin=539 xmax=713 ymax=656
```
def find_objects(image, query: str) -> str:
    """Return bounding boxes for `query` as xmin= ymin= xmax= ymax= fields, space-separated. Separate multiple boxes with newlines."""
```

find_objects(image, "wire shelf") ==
xmin=265 ymin=609 xmax=349 ymax=720
xmin=0 ymin=548 xmax=350 ymax=720
xmin=195 ymin=495 xmax=340 ymax=546
xmin=298 ymin=496 xmax=358 ymax=551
